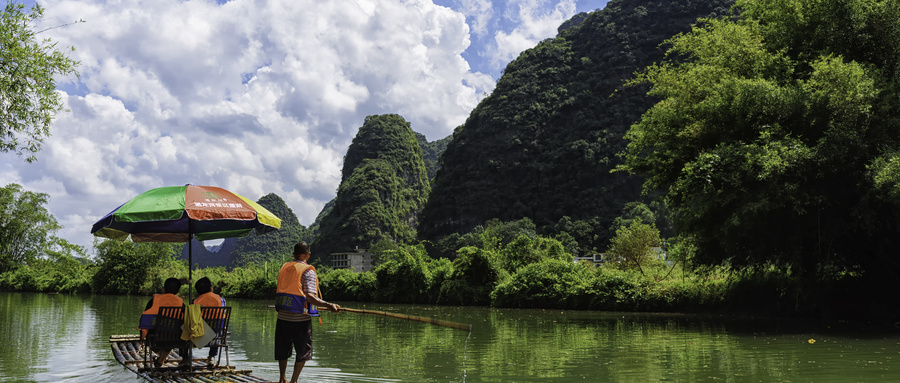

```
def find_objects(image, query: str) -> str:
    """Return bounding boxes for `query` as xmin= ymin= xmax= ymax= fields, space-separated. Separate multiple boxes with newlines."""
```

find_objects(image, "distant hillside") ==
xmin=311 ymin=114 xmax=431 ymax=260
xmin=416 ymin=132 xmax=452 ymax=181
xmin=178 ymin=236 xmax=236 ymax=268
xmin=418 ymin=0 xmax=733 ymax=251
xmin=228 ymin=193 xmax=314 ymax=267
xmin=179 ymin=193 xmax=313 ymax=268
xmin=305 ymin=133 xmax=445 ymax=253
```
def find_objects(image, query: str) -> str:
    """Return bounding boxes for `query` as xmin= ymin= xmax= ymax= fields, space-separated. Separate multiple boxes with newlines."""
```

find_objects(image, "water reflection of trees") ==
xmin=5 ymin=294 xmax=895 ymax=382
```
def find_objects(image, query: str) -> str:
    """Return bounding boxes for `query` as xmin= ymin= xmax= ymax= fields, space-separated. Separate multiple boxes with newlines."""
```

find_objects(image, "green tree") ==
xmin=0 ymin=183 xmax=60 ymax=273
xmin=549 ymin=216 xmax=607 ymax=255
xmin=372 ymin=244 xmax=432 ymax=304
xmin=91 ymin=240 xmax=180 ymax=294
xmin=621 ymin=0 xmax=900 ymax=278
xmin=40 ymin=237 xmax=92 ymax=292
xmin=607 ymin=220 xmax=661 ymax=276
xmin=609 ymin=202 xmax=656 ymax=234
xmin=0 ymin=236 xmax=93 ymax=293
xmin=437 ymin=246 xmax=506 ymax=305
xmin=497 ymin=235 xmax=571 ymax=273
xmin=1 ymin=1 xmax=79 ymax=162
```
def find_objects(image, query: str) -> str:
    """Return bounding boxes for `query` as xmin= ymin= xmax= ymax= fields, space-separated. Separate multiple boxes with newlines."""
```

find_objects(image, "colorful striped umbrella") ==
xmin=91 ymin=185 xmax=281 ymax=242
xmin=91 ymin=184 xmax=281 ymax=299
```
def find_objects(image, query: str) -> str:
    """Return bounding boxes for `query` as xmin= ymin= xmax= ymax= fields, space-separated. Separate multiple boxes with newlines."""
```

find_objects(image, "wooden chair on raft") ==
xmin=140 ymin=305 xmax=233 ymax=371
xmin=199 ymin=306 xmax=232 ymax=368
xmin=141 ymin=306 xmax=187 ymax=372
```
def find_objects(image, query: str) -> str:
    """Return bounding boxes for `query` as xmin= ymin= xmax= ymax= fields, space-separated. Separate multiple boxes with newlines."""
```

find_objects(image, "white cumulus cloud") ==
xmin=2 ymin=0 xmax=597 ymax=252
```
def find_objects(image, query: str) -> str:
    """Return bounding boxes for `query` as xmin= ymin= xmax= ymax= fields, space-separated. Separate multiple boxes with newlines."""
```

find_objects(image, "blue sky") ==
xmin=3 ymin=0 xmax=609 ymax=251
xmin=434 ymin=0 xmax=608 ymax=78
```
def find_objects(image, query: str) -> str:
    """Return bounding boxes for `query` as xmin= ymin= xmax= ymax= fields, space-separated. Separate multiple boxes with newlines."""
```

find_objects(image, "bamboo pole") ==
xmin=341 ymin=307 xmax=472 ymax=331
xmin=266 ymin=305 xmax=473 ymax=331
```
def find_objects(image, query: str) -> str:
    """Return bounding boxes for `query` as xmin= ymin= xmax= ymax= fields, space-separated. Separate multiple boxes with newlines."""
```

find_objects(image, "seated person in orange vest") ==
xmin=192 ymin=277 xmax=225 ymax=365
xmin=139 ymin=277 xmax=187 ymax=367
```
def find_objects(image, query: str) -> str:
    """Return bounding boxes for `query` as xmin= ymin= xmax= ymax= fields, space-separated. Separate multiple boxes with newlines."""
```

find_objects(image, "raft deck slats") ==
xmin=110 ymin=335 xmax=274 ymax=383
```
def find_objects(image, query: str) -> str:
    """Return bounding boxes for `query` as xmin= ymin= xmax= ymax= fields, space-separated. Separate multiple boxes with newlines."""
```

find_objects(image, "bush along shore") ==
xmin=1 ymin=230 xmax=893 ymax=324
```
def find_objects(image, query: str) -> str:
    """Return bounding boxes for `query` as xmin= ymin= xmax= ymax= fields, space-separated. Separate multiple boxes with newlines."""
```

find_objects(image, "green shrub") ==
xmin=320 ymin=268 xmax=377 ymax=301
xmin=724 ymin=264 xmax=797 ymax=314
xmin=581 ymin=267 xmax=648 ymax=310
xmin=498 ymin=235 xmax=572 ymax=273
xmin=426 ymin=257 xmax=454 ymax=303
xmin=0 ymin=253 xmax=94 ymax=293
xmin=437 ymin=246 xmax=506 ymax=306
xmin=218 ymin=264 xmax=275 ymax=299
xmin=491 ymin=259 xmax=595 ymax=309
xmin=646 ymin=278 xmax=728 ymax=310
xmin=92 ymin=241 xmax=180 ymax=295
xmin=141 ymin=255 xmax=189 ymax=295
xmin=373 ymin=244 xmax=432 ymax=303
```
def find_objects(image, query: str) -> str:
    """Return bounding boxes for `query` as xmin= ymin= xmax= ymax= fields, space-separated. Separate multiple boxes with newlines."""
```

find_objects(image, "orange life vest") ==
xmin=193 ymin=291 xmax=226 ymax=320
xmin=138 ymin=293 xmax=184 ymax=338
xmin=275 ymin=261 xmax=320 ymax=314
xmin=193 ymin=292 xmax=224 ymax=307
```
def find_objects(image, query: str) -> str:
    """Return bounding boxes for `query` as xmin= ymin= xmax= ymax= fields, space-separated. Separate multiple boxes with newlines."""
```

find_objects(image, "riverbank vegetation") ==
xmin=0 ymin=213 xmax=881 ymax=322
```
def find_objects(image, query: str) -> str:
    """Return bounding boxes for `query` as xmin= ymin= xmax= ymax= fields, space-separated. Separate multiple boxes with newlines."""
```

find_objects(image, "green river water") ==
xmin=2 ymin=291 xmax=900 ymax=382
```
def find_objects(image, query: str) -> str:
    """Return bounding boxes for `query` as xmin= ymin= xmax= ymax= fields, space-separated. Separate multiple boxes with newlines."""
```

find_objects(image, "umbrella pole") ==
xmin=188 ymin=235 xmax=193 ymax=301
xmin=187 ymin=232 xmax=193 ymax=372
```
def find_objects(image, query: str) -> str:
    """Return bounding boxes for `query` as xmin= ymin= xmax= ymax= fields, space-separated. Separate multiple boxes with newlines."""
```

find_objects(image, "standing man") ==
xmin=274 ymin=241 xmax=340 ymax=383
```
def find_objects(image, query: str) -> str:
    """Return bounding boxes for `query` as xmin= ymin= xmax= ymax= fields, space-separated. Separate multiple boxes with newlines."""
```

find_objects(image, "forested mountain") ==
xmin=416 ymin=132 xmax=452 ymax=181
xmin=228 ymin=193 xmax=314 ymax=267
xmin=417 ymin=0 xmax=734 ymax=252
xmin=178 ymin=125 xmax=445 ymax=268
xmin=183 ymin=0 xmax=734 ymax=265
xmin=311 ymin=114 xmax=431 ymax=260
xmin=303 ymin=133 xmax=445 ymax=255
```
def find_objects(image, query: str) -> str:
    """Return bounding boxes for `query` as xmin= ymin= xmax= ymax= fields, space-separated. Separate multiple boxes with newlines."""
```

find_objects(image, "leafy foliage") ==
xmin=0 ymin=1 xmax=79 ymax=162
xmin=215 ymin=263 xmax=276 ymax=299
xmin=491 ymin=259 xmax=596 ymax=309
xmin=436 ymin=246 xmax=506 ymax=305
xmin=607 ymin=220 xmax=662 ymax=275
xmin=0 ymin=183 xmax=61 ymax=273
xmin=373 ymin=244 xmax=433 ymax=304
xmin=0 ymin=237 xmax=92 ymax=293
xmin=424 ymin=217 xmax=538 ymax=259
xmin=91 ymin=240 xmax=181 ymax=294
xmin=622 ymin=0 xmax=900 ymax=280
xmin=319 ymin=267 xmax=376 ymax=301
xmin=497 ymin=235 xmax=571 ymax=273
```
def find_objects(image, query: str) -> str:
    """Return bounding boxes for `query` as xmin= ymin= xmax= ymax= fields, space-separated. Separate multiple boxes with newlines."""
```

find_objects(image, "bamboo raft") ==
xmin=110 ymin=334 xmax=274 ymax=382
